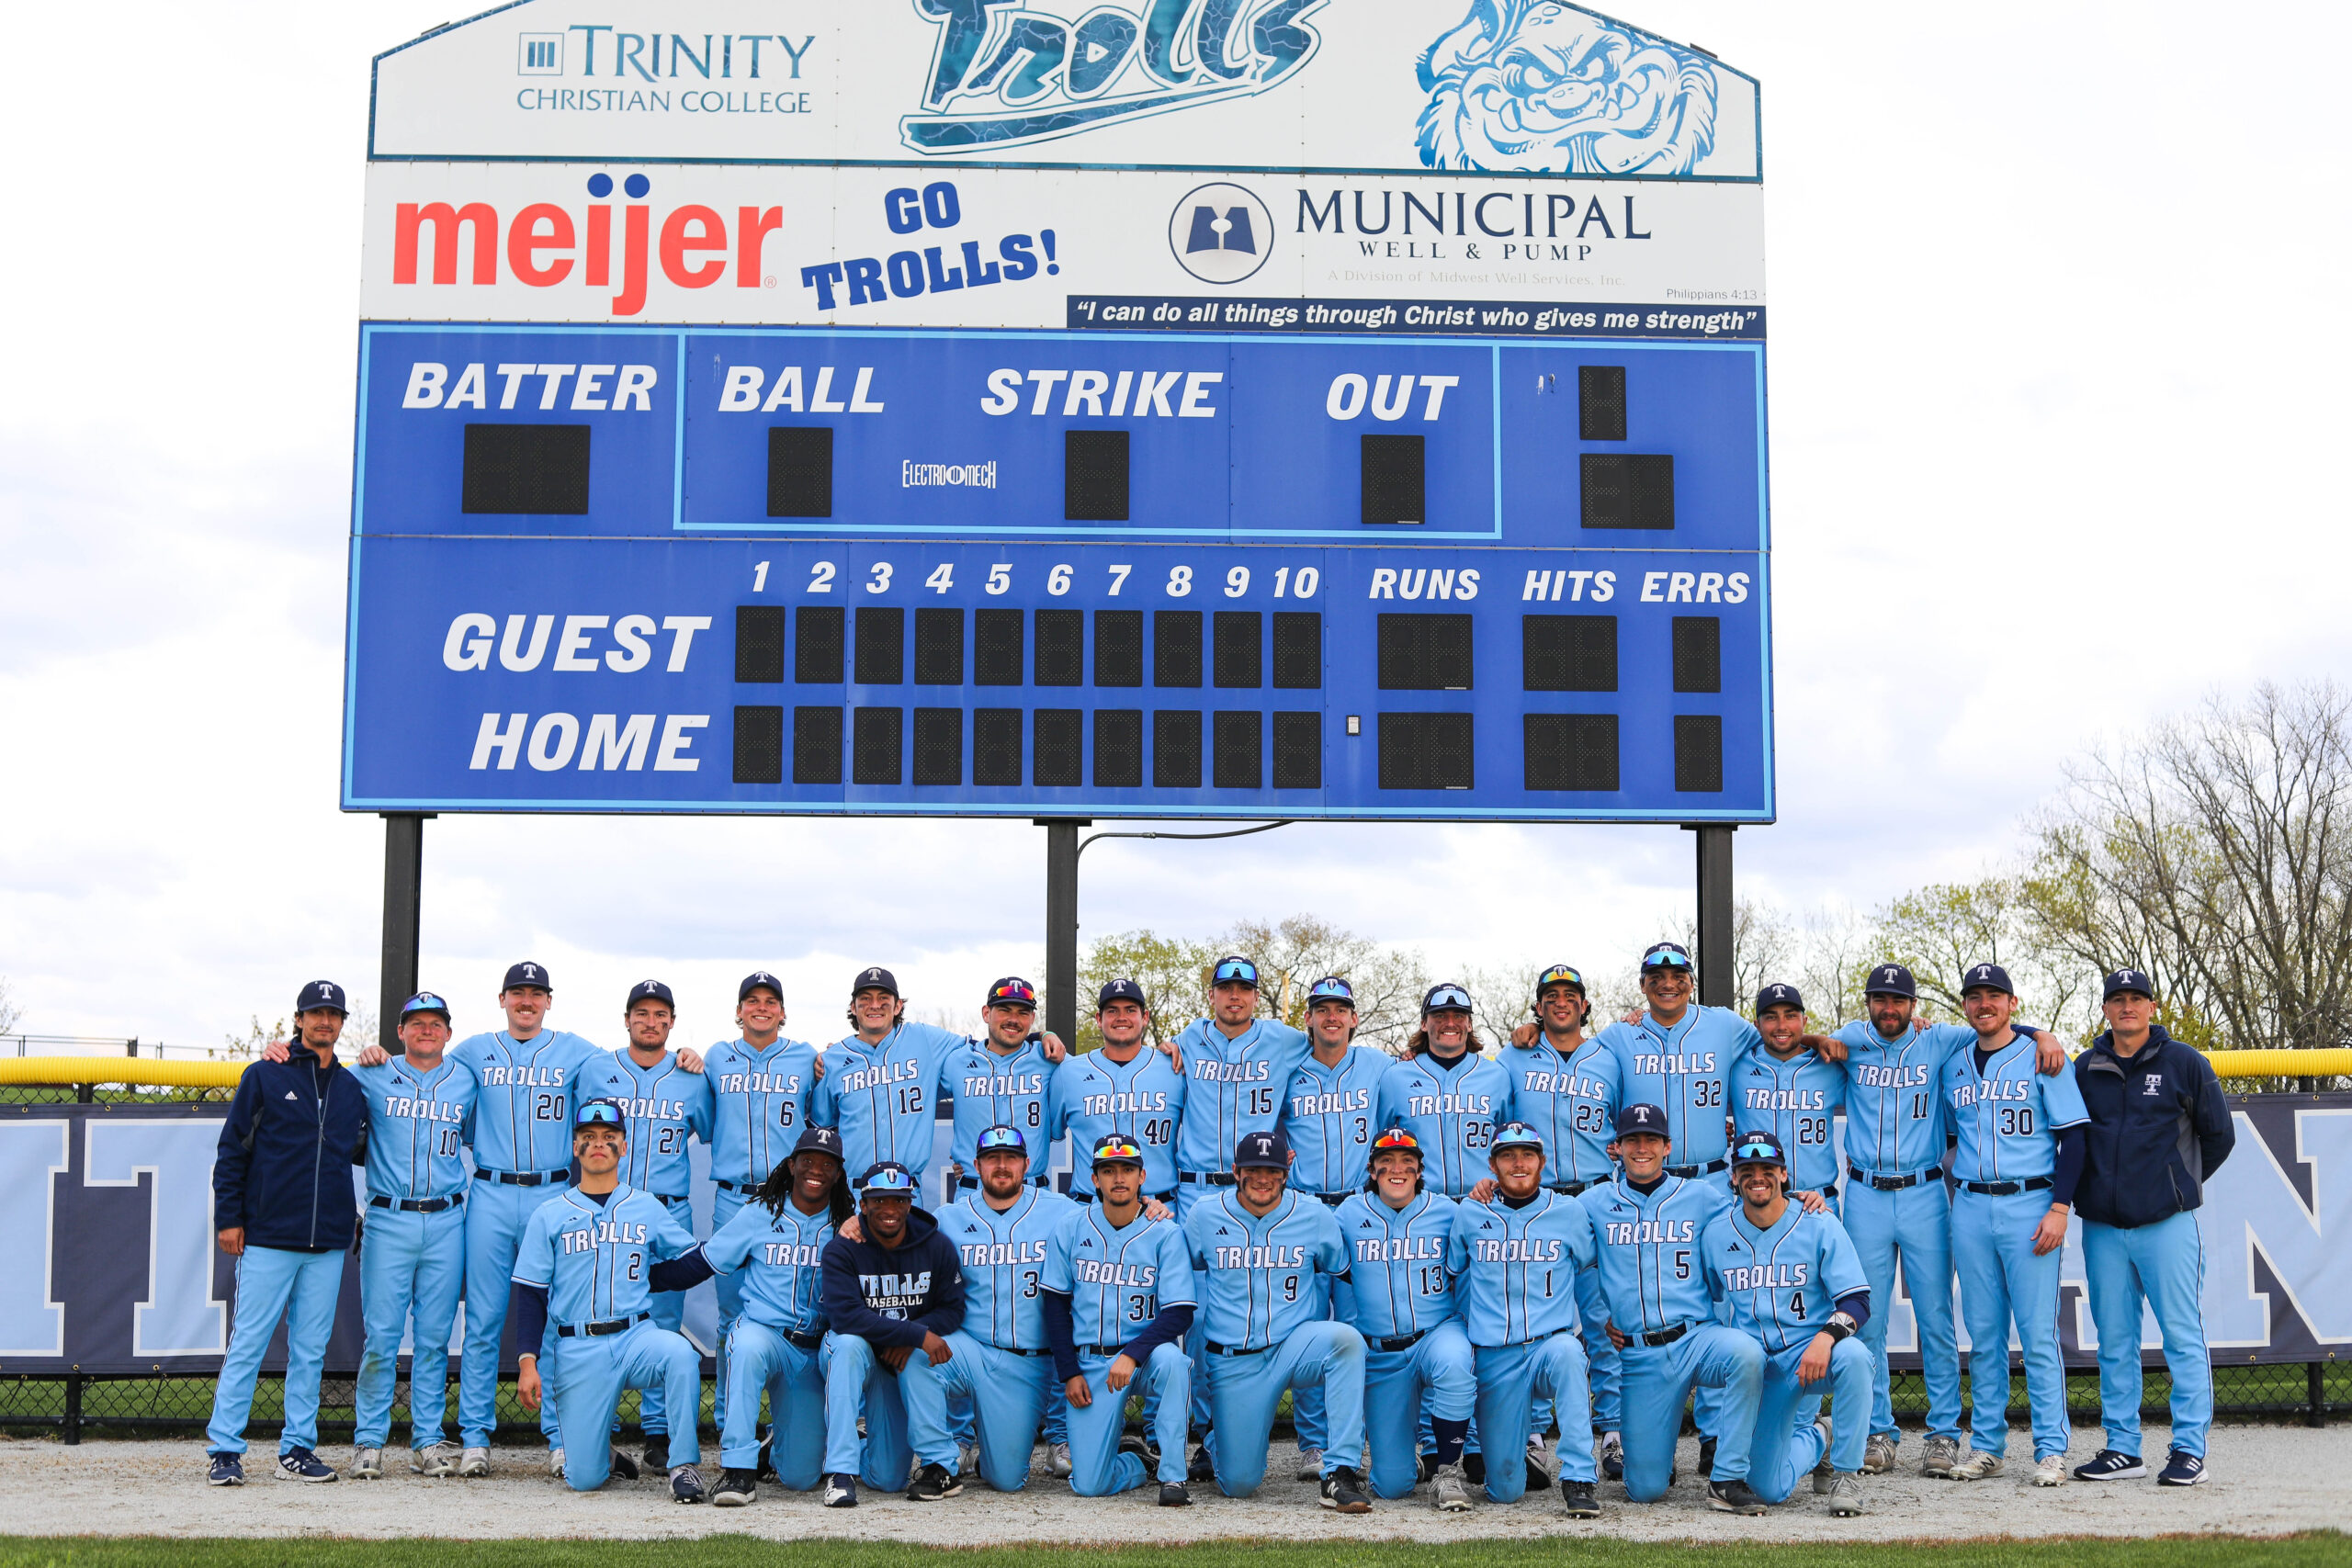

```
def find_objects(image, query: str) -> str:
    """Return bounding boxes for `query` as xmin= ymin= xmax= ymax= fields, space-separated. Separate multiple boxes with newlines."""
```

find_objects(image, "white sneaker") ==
xmin=1949 ymin=1450 xmax=2005 ymax=1481
xmin=2033 ymin=1454 xmax=2069 ymax=1487
xmin=1295 ymin=1446 xmax=1325 ymax=1483
xmin=413 ymin=1444 xmax=458 ymax=1478
xmin=1430 ymin=1461 xmax=1476 ymax=1512
xmin=1823 ymin=1472 xmax=1867 ymax=1516
xmin=1861 ymin=1433 xmax=1897 ymax=1473
xmin=1046 ymin=1441 xmax=1071 ymax=1479
xmin=458 ymin=1447 xmax=491 ymax=1478
xmin=548 ymin=1447 xmax=566 ymax=1480
xmin=352 ymin=1448 xmax=384 ymax=1480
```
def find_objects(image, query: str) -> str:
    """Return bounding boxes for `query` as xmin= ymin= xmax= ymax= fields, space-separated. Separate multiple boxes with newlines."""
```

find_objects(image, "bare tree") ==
xmin=1219 ymin=914 xmax=1428 ymax=1056
xmin=1794 ymin=903 xmax=1878 ymax=1028
xmin=0 ymin=976 xmax=21 ymax=1037
xmin=1876 ymin=875 xmax=2092 ymax=1037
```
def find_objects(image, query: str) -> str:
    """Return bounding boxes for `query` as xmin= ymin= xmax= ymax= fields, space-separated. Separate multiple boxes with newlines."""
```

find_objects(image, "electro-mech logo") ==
xmin=518 ymin=34 xmax=562 ymax=74
xmin=1169 ymin=184 xmax=1272 ymax=286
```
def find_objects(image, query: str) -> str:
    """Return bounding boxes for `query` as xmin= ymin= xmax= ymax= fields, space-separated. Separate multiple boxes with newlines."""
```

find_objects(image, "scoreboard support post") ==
xmin=1041 ymin=818 xmax=1090 ymax=1054
xmin=379 ymin=813 xmax=427 ymax=1041
xmin=1689 ymin=824 xmax=1736 ymax=1008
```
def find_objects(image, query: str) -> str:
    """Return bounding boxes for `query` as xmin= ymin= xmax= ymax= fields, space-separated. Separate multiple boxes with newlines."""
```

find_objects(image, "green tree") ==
xmin=1875 ymin=874 xmax=2090 ymax=1037
xmin=1074 ymin=929 xmax=1216 ymax=1053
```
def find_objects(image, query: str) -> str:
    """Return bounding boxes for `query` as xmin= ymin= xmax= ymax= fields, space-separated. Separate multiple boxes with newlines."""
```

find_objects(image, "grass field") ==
xmin=0 ymin=1537 xmax=2344 ymax=1568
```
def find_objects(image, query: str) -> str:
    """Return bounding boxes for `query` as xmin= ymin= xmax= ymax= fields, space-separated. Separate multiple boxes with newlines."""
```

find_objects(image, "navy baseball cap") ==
xmin=852 ymin=966 xmax=899 ymax=998
xmin=975 ymin=1125 xmax=1029 ymax=1155
xmin=1641 ymin=942 xmax=1693 ymax=971
xmin=1421 ymin=982 xmax=1474 ymax=1014
xmin=986 ymin=976 xmax=1038 ymax=1008
xmin=738 ymin=971 xmax=783 ymax=1002
xmin=792 ymin=1126 xmax=844 ymax=1161
xmin=2103 ymin=967 xmax=2155 ymax=1001
xmin=1615 ymin=1103 xmax=1668 ymax=1138
xmin=1535 ymin=964 xmax=1588 ymax=998
xmin=1211 ymin=955 xmax=1261 ymax=989
xmin=295 ymin=980 xmax=348 ymax=1015
xmin=1731 ymin=1130 xmax=1788 ymax=1170
xmin=629 ymin=978 xmax=677 ymax=1010
xmin=1371 ymin=1128 xmax=1423 ymax=1162
xmin=399 ymin=990 xmax=451 ymax=1022
xmin=1961 ymin=963 xmax=2016 ymax=997
xmin=1306 ymin=976 xmax=1356 ymax=1007
xmin=575 ymin=1098 xmax=627 ymax=1131
xmin=1490 ymin=1121 xmax=1544 ymax=1156
xmin=857 ymin=1161 xmax=918 ymax=1200
xmin=1755 ymin=982 xmax=1804 ymax=1013
xmin=1863 ymin=964 xmax=1917 ymax=998
xmin=503 ymin=961 xmax=552 ymax=992
xmin=1096 ymin=978 xmax=1148 ymax=1010
xmin=1090 ymin=1134 xmax=1147 ymax=1168
xmin=1233 ymin=1129 xmax=1289 ymax=1169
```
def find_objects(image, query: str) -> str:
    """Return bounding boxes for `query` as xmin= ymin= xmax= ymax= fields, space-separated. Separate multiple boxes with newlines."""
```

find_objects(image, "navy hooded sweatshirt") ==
xmin=820 ymin=1205 xmax=966 ymax=1349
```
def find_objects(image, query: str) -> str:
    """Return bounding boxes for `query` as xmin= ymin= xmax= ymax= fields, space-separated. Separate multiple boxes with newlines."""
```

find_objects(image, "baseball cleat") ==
xmin=1431 ymin=1461 xmax=1475 ymax=1512
xmin=642 ymin=1435 xmax=669 ymax=1473
xmin=1295 ymin=1446 xmax=1325 ymax=1482
xmin=907 ymin=1461 xmax=962 ymax=1501
xmin=1707 ymin=1478 xmax=1768 ymax=1514
xmin=1698 ymin=1437 xmax=1717 ymax=1478
xmin=756 ymin=1434 xmax=780 ymax=1483
xmin=1046 ymin=1441 xmax=1071 ymax=1479
xmin=1462 ymin=1450 xmax=1486 ymax=1486
xmin=352 ymin=1448 xmax=384 ymax=1480
xmin=670 ymin=1464 xmax=707 ymax=1504
xmin=1416 ymin=1450 xmax=1438 ymax=1485
xmin=458 ymin=1447 xmax=491 ymax=1478
xmin=1187 ymin=1443 xmax=1216 ymax=1484
xmin=2157 ymin=1450 xmax=2208 ymax=1486
xmin=607 ymin=1448 xmax=640 ymax=1482
xmin=1861 ymin=1434 xmax=1897 ymax=1474
xmin=1948 ymin=1450 xmax=2005 ymax=1481
xmin=207 ymin=1452 xmax=245 ymax=1486
xmin=1823 ymin=1472 xmax=1867 ymax=1516
xmin=1812 ymin=1420 xmax=1837 ymax=1493
xmin=1559 ymin=1478 xmax=1600 ymax=1518
xmin=2073 ymin=1449 xmax=2145 ymax=1481
xmin=413 ymin=1443 xmax=458 ymax=1478
xmin=1921 ymin=1436 xmax=1962 ymax=1478
xmin=1319 ymin=1465 xmax=1372 ymax=1513
xmin=1598 ymin=1432 xmax=1623 ymax=1482
xmin=957 ymin=1441 xmax=981 ymax=1478
xmin=713 ymin=1469 xmax=758 ymax=1506
xmin=1524 ymin=1443 xmax=1554 ymax=1493
xmin=274 ymin=1448 xmax=338 ymax=1483
xmin=823 ymin=1472 xmax=859 ymax=1507
xmin=548 ymin=1448 xmax=567 ymax=1481
xmin=1159 ymin=1481 xmax=1192 ymax=1506
xmin=2033 ymin=1454 xmax=2069 ymax=1487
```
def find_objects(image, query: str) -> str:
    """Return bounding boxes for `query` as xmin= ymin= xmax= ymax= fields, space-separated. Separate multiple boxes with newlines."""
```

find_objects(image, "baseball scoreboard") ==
xmin=345 ymin=0 xmax=1771 ymax=823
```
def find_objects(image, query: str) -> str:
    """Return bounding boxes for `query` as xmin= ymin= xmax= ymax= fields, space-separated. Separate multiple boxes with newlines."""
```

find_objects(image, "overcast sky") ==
xmin=3 ymin=2 xmax=2346 ymax=1051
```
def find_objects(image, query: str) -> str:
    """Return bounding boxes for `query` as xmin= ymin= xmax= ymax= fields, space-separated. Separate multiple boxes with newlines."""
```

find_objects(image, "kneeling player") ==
xmin=1702 ymin=1132 xmax=1872 ymax=1515
xmin=511 ymin=1100 xmax=707 ymax=1501
xmin=1449 ymin=1122 xmax=1602 ymax=1517
xmin=1044 ymin=1135 xmax=1196 ymax=1503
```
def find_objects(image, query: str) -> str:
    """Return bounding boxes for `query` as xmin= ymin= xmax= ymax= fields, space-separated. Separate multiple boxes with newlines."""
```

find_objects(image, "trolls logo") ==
xmin=900 ymin=0 xmax=1328 ymax=153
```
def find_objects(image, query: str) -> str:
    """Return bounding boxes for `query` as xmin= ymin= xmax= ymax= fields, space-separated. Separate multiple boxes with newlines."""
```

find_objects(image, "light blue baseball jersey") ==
xmin=580 ymin=1049 xmax=715 ymax=1199
xmin=1333 ymin=1191 xmax=1461 ymax=1340
xmin=1499 ymin=1036 xmax=1623 ymax=1188
xmin=1282 ymin=1045 xmax=1389 ymax=1195
xmin=1732 ymin=1046 xmax=1847 ymax=1193
xmin=451 ymin=1028 xmax=604 ymax=1175
xmin=1046 ymin=1204 xmax=1195 ymax=1347
xmin=702 ymin=1196 xmax=835 ymax=1333
xmin=939 ymin=1037 xmax=1057 ymax=1170
xmin=1044 ymin=1043 xmax=1185 ymax=1197
xmin=350 ymin=1056 xmax=478 ymax=1201
xmin=1183 ymin=1190 xmax=1351 ymax=1349
xmin=1834 ymin=1020 xmax=1976 ymax=1177
xmin=1171 ymin=1016 xmax=1312 ymax=1177
xmin=813 ymin=1021 xmax=968 ymax=1178
xmin=1598 ymin=1006 xmax=1761 ymax=1168
xmin=512 ymin=1184 xmax=698 ymax=1326
xmin=1578 ymin=1173 xmax=1733 ymax=1337
xmin=1445 ymin=1190 xmax=1599 ymax=1346
xmin=705 ymin=1036 xmax=820 ymax=1186
xmin=1942 ymin=1032 xmax=2090 ymax=1183
xmin=938 ymin=1187 xmax=1078 ymax=1350
xmin=1374 ymin=1051 xmax=1512 ymax=1195
xmin=1702 ymin=1201 xmax=1871 ymax=1353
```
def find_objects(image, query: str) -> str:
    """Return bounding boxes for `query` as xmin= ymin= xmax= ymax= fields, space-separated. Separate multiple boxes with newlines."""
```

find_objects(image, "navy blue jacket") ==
xmin=213 ymin=1049 xmax=369 ymax=1251
xmin=820 ymin=1206 xmax=965 ymax=1350
xmin=2072 ymin=1026 xmax=2234 ymax=1230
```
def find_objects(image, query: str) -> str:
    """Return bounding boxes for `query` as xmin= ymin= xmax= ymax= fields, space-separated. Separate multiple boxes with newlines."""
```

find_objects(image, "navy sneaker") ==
xmin=2157 ymin=1449 xmax=2208 ymax=1486
xmin=2072 ymin=1449 xmax=2147 ymax=1482
xmin=207 ymin=1452 xmax=244 ymax=1486
xmin=274 ymin=1448 xmax=338 ymax=1483
xmin=822 ymin=1472 xmax=858 ymax=1508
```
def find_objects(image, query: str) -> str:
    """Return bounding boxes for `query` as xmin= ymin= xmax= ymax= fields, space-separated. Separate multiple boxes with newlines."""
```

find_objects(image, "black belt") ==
xmin=1081 ymin=1343 xmax=1134 ymax=1358
xmin=1308 ymin=1191 xmax=1351 ymax=1207
xmin=782 ymin=1327 xmax=824 ymax=1351
xmin=1204 ymin=1340 xmax=1271 ymax=1357
xmin=655 ymin=1193 xmax=690 ymax=1205
xmin=1180 ymin=1172 xmax=1237 ymax=1187
xmin=370 ymin=1193 xmax=464 ymax=1213
xmin=1664 ymin=1159 xmax=1728 ymax=1178
xmin=1375 ymin=1329 xmax=1430 ymax=1353
xmin=1547 ymin=1180 xmax=1592 ymax=1196
xmin=1820 ymin=1182 xmax=1838 ymax=1201
xmin=958 ymin=1175 xmax=1050 ymax=1190
xmin=1639 ymin=1322 xmax=1693 ymax=1348
xmin=1962 ymin=1177 xmax=2053 ymax=1196
xmin=1077 ymin=1190 xmax=1175 ymax=1205
xmin=1849 ymin=1166 xmax=1942 ymax=1191
xmin=1001 ymin=1346 xmax=1052 ymax=1358
xmin=715 ymin=1178 xmax=758 ymax=1193
xmin=559 ymin=1312 xmax=649 ymax=1338
xmin=485 ymin=1168 xmax=569 ymax=1187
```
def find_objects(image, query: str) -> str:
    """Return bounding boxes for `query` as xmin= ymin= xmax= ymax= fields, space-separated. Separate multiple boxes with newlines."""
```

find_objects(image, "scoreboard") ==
xmin=344 ymin=0 xmax=1772 ymax=824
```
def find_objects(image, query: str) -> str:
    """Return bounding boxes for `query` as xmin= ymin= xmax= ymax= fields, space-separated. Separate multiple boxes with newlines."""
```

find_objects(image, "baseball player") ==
xmin=898 ymin=1126 xmax=1080 ymax=1494
xmin=1333 ymin=1130 xmax=1477 ymax=1507
xmin=1280 ymin=975 xmax=1388 ymax=1479
xmin=1734 ymin=984 xmax=1845 ymax=1213
xmin=1702 ymin=1130 xmax=1873 ymax=1514
xmin=2071 ymin=968 xmax=2234 ymax=1486
xmin=1939 ymin=963 xmax=2091 ymax=1486
xmin=650 ymin=1124 xmax=853 ymax=1505
xmin=1447 ymin=1122 xmax=1602 ymax=1517
xmin=578 ymin=979 xmax=713 ymax=1470
xmin=1497 ymin=963 xmax=1623 ymax=1477
xmin=817 ymin=1161 xmax=967 ymax=1507
xmin=510 ymin=1099 xmax=707 ymax=1500
xmin=939 ymin=978 xmax=1061 ymax=1193
xmin=1183 ymin=1129 xmax=1372 ymax=1510
xmin=349 ymin=991 xmax=479 ymax=1481
xmin=1376 ymin=983 xmax=1510 ymax=1198
xmin=1043 ymin=1134 xmax=1197 ymax=1504
xmin=204 ymin=980 xmax=369 ymax=1486
xmin=1579 ymin=1103 xmax=1758 ymax=1510
xmin=1830 ymin=962 xmax=2069 ymax=1475
xmin=1045 ymin=979 xmax=1185 ymax=1205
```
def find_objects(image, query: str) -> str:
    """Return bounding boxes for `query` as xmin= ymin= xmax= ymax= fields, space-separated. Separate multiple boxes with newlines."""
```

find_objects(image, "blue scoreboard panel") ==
xmin=344 ymin=323 xmax=1770 ymax=821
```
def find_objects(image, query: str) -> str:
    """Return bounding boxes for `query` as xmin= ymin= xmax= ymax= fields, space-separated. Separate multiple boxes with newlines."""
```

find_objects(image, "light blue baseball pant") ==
xmin=1173 ymin=1180 xmax=1217 ymax=1435
xmin=820 ymin=1332 xmax=916 ymax=1489
xmin=1619 ymin=1325 xmax=1764 ymax=1501
xmin=710 ymin=1185 xmax=750 ymax=1428
xmin=458 ymin=1179 xmax=562 ymax=1449
xmin=2084 ymin=1212 xmax=2211 ymax=1460
xmin=1577 ymin=1261 xmax=1622 ymax=1433
xmin=718 ymin=1319 xmax=826 ymax=1483
xmin=547 ymin=1319 xmax=701 ymax=1491
xmin=901 ymin=1332 xmax=1055 ymax=1491
xmin=1471 ymin=1333 xmax=1596 ymax=1500
xmin=205 ymin=1245 xmax=345 ymax=1457
xmin=1063 ymin=1344 xmax=1191 ymax=1495
xmin=1205 ymin=1321 xmax=1368 ymax=1496
xmin=635 ymin=1193 xmax=696 ymax=1440
xmin=1363 ymin=1321 xmax=1475 ymax=1499
xmin=354 ymin=1202 xmax=466 ymax=1450
xmin=1290 ymin=1267 xmax=1338 ymax=1453
xmin=1744 ymin=1335 xmax=1871 ymax=1502
xmin=1953 ymin=1188 xmax=2070 ymax=1461
xmin=1842 ymin=1177 xmax=1962 ymax=1443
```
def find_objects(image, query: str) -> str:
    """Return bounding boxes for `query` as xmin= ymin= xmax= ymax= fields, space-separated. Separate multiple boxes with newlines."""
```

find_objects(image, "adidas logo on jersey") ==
xmin=284 ymin=1091 xmax=299 ymax=1100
